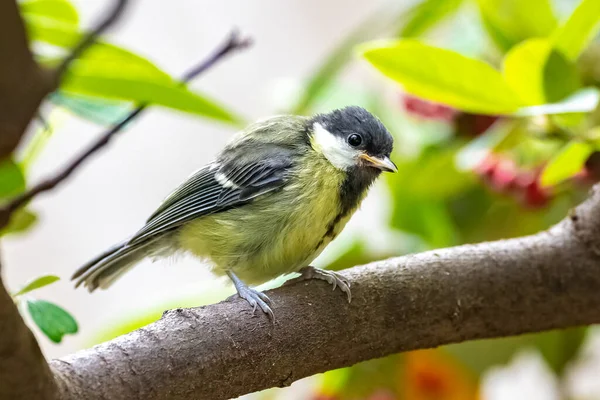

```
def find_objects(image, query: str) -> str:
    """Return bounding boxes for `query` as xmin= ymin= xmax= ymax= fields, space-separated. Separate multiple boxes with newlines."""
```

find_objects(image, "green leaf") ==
xmin=26 ymin=17 xmax=241 ymax=124
xmin=26 ymin=299 xmax=78 ymax=343
xmin=515 ymin=88 xmax=600 ymax=117
xmin=543 ymin=48 xmax=581 ymax=103
xmin=49 ymin=92 xmax=132 ymax=126
xmin=20 ymin=0 xmax=78 ymax=26
xmin=59 ymin=60 xmax=240 ymax=124
xmin=503 ymin=38 xmax=580 ymax=105
xmin=291 ymin=0 xmax=461 ymax=114
xmin=540 ymin=140 xmax=593 ymax=187
xmin=0 ymin=209 xmax=39 ymax=237
xmin=291 ymin=3 xmax=409 ymax=114
xmin=503 ymin=39 xmax=551 ymax=105
xmin=13 ymin=275 xmax=60 ymax=297
xmin=478 ymin=10 xmax=514 ymax=52
xmin=553 ymin=0 xmax=600 ymax=61
xmin=0 ymin=159 xmax=26 ymax=199
xmin=476 ymin=0 xmax=557 ymax=52
xmin=25 ymin=17 xmax=165 ymax=76
xmin=400 ymin=0 xmax=465 ymax=38
xmin=20 ymin=123 xmax=55 ymax=172
xmin=360 ymin=40 xmax=522 ymax=114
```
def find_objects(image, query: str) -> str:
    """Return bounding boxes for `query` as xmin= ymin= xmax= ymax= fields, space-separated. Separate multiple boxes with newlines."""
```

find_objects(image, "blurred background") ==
xmin=3 ymin=0 xmax=600 ymax=398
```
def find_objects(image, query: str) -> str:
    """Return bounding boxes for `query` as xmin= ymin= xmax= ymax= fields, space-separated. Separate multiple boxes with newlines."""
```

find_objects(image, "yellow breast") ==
xmin=177 ymin=151 xmax=357 ymax=285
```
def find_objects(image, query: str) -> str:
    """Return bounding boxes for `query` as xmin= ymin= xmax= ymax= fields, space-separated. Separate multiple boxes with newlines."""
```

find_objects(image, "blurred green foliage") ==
xmin=22 ymin=0 xmax=243 ymax=125
xmin=540 ymin=140 xmax=593 ymax=187
xmin=361 ymin=40 xmax=523 ymax=114
xmin=476 ymin=0 xmax=557 ymax=52
xmin=1 ymin=0 xmax=600 ymax=397
xmin=291 ymin=0 xmax=465 ymax=115
xmin=1 ymin=208 xmax=39 ymax=236
xmin=12 ymin=275 xmax=59 ymax=297
xmin=0 ymin=159 xmax=26 ymax=199
xmin=553 ymin=0 xmax=600 ymax=60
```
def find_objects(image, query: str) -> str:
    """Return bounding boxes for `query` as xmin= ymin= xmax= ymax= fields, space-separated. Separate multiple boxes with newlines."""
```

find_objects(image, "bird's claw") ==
xmin=227 ymin=271 xmax=274 ymax=320
xmin=286 ymin=266 xmax=352 ymax=303
xmin=233 ymin=285 xmax=274 ymax=320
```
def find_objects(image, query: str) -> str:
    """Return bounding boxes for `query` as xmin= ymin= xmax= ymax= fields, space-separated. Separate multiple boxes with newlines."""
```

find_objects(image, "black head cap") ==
xmin=310 ymin=106 xmax=394 ymax=158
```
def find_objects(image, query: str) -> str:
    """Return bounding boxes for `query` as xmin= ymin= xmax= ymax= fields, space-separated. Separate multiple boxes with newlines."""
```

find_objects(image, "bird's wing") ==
xmin=127 ymin=146 xmax=295 ymax=245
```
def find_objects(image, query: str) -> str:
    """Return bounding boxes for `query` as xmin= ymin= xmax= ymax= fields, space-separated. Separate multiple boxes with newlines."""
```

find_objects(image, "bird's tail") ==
xmin=71 ymin=239 xmax=157 ymax=291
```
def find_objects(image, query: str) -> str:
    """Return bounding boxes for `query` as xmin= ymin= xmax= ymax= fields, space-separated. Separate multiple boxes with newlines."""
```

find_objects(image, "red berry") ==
xmin=474 ymin=154 xmax=498 ymax=178
xmin=455 ymin=113 xmax=499 ymax=137
xmin=514 ymin=170 xmax=535 ymax=188
xmin=472 ymin=115 xmax=499 ymax=135
xmin=401 ymin=94 xmax=456 ymax=121
xmin=522 ymin=180 xmax=551 ymax=208
xmin=490 ymin=158 xmax=518 ymax=191
xmin=476 ymin=156 xmax=553 ymax=208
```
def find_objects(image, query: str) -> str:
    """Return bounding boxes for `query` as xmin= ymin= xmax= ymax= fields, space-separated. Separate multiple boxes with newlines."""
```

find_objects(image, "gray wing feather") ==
xmin=127 ymin=147 xmax=294 ymax=246
xmin=148 ymin=166 xmax=216 ymax=219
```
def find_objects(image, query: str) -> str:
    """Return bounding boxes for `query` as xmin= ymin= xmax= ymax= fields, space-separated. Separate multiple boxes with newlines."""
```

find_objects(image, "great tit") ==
xmin=72 ymin=106 xmax=396 ymax=318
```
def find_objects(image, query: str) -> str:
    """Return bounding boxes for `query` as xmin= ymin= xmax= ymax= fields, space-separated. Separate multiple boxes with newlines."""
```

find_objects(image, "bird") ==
xmin=72 ymin=106 xmax=396 ymax=319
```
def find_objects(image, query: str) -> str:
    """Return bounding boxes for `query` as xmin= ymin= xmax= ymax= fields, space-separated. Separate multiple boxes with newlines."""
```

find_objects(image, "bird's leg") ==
xmin=285 ymin=266 xmax=351 ymax=303
xmin=226 ymin=271 xmax=274 ymax=320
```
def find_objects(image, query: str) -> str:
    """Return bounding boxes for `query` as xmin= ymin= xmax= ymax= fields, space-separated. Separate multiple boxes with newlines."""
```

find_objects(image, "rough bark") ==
xmin=0 ymin=0 xmax=54 ymax=159
xmin=0 ymin=261 xmax=59 ymax=400
xmin=46 ymin=186 xmax=600 ymax=400
xmin=0 ymin=2 xmax=58 ymax=397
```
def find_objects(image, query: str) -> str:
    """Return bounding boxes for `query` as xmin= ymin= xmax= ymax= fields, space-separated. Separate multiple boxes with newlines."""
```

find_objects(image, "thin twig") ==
xmin=0 ymin=30 xmax=251 ymax=227
xmin=54 ymin=0 xmax=129 ymax=82
xmin=181 ymin=30 xmax=252 ymax=83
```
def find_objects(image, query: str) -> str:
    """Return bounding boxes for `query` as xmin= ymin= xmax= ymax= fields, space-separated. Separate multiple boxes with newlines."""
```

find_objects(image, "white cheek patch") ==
xmin=312 ymin=122 xmax=358 ymax=170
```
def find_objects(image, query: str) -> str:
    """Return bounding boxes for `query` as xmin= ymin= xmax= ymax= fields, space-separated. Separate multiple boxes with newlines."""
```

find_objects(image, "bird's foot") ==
xmin=285 ymin=266 xmax=351 ymax=303
xmin=227 ymin=271 xmax=274 ymax=320
xmin=234 ymin=286 xmax=274 ymax=320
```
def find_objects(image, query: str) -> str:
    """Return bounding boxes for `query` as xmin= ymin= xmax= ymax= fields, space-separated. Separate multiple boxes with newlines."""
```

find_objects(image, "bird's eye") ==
xmin=347 ymin=133 xmax=362 ymax=147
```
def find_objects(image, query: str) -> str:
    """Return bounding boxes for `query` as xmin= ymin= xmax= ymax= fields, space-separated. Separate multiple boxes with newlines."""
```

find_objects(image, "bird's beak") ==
xmin=359 ymin=154 xmax=398 ymax=173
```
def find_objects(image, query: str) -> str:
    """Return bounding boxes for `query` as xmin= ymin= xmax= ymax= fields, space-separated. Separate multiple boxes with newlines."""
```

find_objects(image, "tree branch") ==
xmin=46 ymin=186 xmax=600 ymax=400
xmin=0 ymin=259 xmax=58 ymax=400
xmin=0 ymin=0 xmax=129 ymax=162
xmin=0 ymin=1 xmax=54 ymax=159
xmin=0 ymin=30 xmax=251 ymax=229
